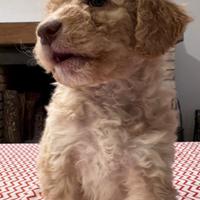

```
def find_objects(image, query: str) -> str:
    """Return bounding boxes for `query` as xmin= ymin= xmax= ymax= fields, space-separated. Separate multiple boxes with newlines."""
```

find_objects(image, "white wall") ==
xmin=0 ymin=0 xmax=45 ymax=22
xmin=174 ymin=0 xmax=200 ymax=140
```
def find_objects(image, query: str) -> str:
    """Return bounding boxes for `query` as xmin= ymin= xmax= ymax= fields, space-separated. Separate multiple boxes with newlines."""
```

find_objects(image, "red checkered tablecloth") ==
xmin=0 ymin=143 xmax=200 ymax=200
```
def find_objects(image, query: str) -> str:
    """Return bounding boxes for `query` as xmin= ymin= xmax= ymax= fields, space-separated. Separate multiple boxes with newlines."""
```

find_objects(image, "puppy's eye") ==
xmin=87 ymin=0 xmax=107 ymax=7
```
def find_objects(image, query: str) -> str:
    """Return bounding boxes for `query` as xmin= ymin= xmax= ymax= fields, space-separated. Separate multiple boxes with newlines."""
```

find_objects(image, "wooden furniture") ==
xmin=193 ymin=110 xmax=200 ymax=141
xmin=0 ymin=22 xmax=38 ymax=44
xmin=177 ymin=99 xmax=184 ymax=141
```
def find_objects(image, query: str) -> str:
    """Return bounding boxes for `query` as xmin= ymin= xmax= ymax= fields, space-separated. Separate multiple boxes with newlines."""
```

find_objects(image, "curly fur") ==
xmin=34 ymin=0 xmax=191 ymax=199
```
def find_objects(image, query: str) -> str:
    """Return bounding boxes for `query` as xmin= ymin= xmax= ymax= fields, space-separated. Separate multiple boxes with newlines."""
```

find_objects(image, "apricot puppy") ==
xmin=34 ymin=0 xmax=191 ymax=199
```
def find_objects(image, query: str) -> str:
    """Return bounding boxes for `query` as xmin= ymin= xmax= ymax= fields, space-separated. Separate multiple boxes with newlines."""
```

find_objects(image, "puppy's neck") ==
xmin=84 ymin=58 xmax=162 ymax=98
xmin=55 ymin=57 xmax=165 ymax=106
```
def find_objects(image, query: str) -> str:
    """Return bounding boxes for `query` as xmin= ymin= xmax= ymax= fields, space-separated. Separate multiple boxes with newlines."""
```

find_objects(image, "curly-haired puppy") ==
xmin=34 ymin=0 xmax=191 ymax=199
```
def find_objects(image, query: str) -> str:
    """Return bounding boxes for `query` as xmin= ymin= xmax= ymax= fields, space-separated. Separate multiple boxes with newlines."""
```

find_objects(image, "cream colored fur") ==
xmin=34 ymin=0 xmax=191 ymax=199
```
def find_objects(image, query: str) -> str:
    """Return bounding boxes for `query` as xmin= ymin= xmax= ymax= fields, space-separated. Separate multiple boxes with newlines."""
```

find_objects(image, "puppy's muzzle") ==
xmin=37 ymin=20 xmax=62 ymax=45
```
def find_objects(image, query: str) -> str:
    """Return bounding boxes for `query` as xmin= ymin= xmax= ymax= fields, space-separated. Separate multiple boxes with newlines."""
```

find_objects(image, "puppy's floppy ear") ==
xmin=135 ymin=0 xmax=192 ymax=57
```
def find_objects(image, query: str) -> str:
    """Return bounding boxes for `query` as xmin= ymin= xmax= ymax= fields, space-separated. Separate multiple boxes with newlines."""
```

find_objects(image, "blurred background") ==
xmin=0 ymin=0 xmax=199 ymax=143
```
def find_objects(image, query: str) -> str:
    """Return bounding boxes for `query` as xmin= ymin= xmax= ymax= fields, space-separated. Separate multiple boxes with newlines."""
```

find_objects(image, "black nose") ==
xmin=37 ymin=20 xmax=62 ymax=45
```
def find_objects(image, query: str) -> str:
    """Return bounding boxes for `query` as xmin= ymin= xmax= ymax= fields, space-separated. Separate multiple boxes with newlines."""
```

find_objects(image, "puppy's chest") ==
xmin=70 ymin=103 xmax=130 ymax=163
xmin=48 ymin=98 xmax=132 ymax=171
xmin=75 ymin=127 xmax=126 ymax=173
xmin=46 ymin=87 xmax=143 ymax=173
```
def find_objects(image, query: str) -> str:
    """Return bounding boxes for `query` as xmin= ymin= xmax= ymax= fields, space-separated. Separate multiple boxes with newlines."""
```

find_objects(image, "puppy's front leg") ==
xmin=37 ymin=135 xmax=84 ymax=200
xmin=38 ymin=154 xmax=83 ymax=200
xmin=124 ymin=167 xmax=177 ymax=200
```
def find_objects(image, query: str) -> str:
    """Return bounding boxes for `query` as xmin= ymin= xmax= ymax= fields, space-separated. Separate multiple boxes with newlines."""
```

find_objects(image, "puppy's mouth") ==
xmin=53 ymin=52 xmax=79 ymax=64
xmin=51 ymin=50 xmax=89 ymax=70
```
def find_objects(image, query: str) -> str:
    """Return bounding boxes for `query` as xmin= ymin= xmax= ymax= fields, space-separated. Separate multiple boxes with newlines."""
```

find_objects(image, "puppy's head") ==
xmin=34 ymin=0 xmax=191 ymax=87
